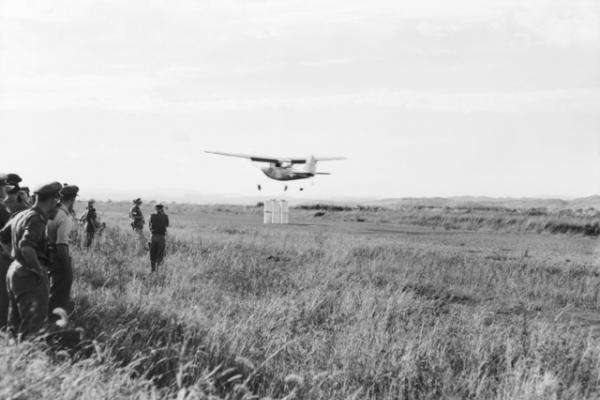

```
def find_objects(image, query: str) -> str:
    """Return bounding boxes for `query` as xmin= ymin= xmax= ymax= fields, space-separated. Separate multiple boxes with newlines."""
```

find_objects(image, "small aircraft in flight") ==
xmin=205 ymin=151 xmax=346 ymax=186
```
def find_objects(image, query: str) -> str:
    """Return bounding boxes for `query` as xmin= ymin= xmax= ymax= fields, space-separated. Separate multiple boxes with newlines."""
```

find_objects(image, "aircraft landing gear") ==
xmin=257 ymin=184 xmax=262 ymax=191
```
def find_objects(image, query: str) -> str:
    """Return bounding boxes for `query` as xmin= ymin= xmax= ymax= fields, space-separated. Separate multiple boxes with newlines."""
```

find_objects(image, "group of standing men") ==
xmin=0 ymin=174 xmax=170 ymax=340
xmin=129 ymin=198 xmax=170 ymax=272
xmin=0 ymin=176 xmax=77 ymax=339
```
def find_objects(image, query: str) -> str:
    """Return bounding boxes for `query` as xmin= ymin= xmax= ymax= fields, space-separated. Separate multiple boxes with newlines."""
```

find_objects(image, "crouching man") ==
xmin=0 ymin=182 xmax=61 ymax=339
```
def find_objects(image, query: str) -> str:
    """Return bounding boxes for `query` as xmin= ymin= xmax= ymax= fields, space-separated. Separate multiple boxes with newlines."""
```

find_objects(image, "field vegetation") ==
xmin=299 ymin=203 xmax=600 ymax=236
xmin=2 ymin=202 xmax=600 ymax=399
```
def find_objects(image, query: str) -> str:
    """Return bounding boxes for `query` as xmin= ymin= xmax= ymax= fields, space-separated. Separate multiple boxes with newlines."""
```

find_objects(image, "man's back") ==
xmin=149 ymin=213 xmax=169 ymax=235
xmin=47 ymin=206 xmax=74 ymax=245
xmin=0 ymin=207 xmax=48 ymax=266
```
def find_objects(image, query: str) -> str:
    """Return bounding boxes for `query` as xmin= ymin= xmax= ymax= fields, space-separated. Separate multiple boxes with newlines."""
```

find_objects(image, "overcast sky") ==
xmin=1 ymin=0 xmax=599 ymax=200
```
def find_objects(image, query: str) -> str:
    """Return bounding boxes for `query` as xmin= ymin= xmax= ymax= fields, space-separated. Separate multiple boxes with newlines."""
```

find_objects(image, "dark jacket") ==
xmin=84 ymin=207 xmax=97 ymax=232
xmin=149 ymin=213 xmax=169 ymax=235
xmin=129 ymin=205 xmax=144 ymax=230
xmin=0 ymin=206 xmax=49 ymax=268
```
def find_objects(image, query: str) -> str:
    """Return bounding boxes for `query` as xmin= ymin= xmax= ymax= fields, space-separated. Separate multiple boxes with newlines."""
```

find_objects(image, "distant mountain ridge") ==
xmin=370 ymin=196 xmax=600 ymax=210
xmin=82 ymin=188 xmax=600 ymax=209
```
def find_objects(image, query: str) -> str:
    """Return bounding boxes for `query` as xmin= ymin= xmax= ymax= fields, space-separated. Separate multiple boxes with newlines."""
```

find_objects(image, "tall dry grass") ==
xmin=2 ymin=203 xmax=600 ymax=399
xmin=299 ymin=204 xmax=600 ymax=236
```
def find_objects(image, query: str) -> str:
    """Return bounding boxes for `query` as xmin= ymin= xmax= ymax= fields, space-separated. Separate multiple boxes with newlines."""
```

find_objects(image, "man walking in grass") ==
xmin=130 ymin=198 xmax=146 ymax=255
xmin=82 ymin=199 xmax=99 ymax=248
xmin=149 ymin=203 xmax=169 ymax=272
xmin=0 ymin=182 xmax=62 ymax=339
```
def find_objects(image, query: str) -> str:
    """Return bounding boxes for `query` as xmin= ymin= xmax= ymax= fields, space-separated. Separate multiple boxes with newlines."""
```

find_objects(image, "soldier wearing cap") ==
xmin=129 ymin=198 xmax=146 ymax=255
xmin=0 ymin=175 xmax=12 ymax=328
xmin=4 ymin=173 xmax=30 ymax=216
xmin=81 ymin=199 xmax=99 ymax=248
xmin=0 ymin=182 xmax=61 ymax=339
xmin=149 ymin=203 xmax=169 ymax=272
xmin=47 ymin=185 xmax=78 ymax=314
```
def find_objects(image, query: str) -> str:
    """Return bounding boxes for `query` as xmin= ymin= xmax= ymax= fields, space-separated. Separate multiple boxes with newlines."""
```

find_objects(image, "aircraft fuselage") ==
xmin=261 ymin=166 xmax=314 ymax=181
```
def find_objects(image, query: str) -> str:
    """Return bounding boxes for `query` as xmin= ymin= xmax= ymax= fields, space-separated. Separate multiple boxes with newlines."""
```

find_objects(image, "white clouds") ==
xmin=163 ymin=89 xmax=600 ymax=114
xmin=3 ymin=70 xmax=598 ymax=115
xmin=3 ymin=0 xmax=598 ymax=76
xmin=2 ymin=0 xmax=598 ymax=113
xmin=1 ymin=0 xmax=598 ymax=197
xmin=514 ymin=0 xmax=600 ymax=46
xmin=415 ymin=22 xmax=461 ymax=38
xmin=3 ymin=0 xmax=599 ymax=43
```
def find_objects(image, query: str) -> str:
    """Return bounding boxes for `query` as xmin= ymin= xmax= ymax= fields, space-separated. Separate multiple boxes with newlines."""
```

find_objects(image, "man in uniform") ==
xmin=149 ymin=203 xmax=169 ymax=272
xmin=129 ymin=198 xmax=145 ymax=255
xmin=0 ymin=182 xmax=61 ymax=339
xmin=0 ymin=175 xmax=12 ymax=329
xmin=83 ymin=199 xmax=98 ymax=248
xmin=4 ymin=173 xmax=30 ymax=216
xmin=46 ymin=185 xmax=78 ymax=315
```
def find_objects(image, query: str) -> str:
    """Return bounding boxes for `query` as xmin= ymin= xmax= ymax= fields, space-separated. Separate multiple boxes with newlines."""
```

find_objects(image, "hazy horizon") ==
xmin=74 ymin=187 xmax=599 ymax=205
xmin=1 ymin=0 xmax=599 ymax=199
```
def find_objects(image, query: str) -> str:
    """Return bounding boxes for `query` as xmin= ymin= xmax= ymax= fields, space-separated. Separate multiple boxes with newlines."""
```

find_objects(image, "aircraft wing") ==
xmin=314 ymin=157 xmax=347 ymax=161
xmin=205 ymin=151 xmax=306 ymax=164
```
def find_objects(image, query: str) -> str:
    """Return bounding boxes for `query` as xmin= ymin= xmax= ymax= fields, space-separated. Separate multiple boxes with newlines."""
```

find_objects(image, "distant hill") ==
xmin=367 ymin=196 xmax=597 ymax=210
xmin=81 ymin=188 xmax=600 ymax=210
xmin=568 ymin=195 xmax=600 ymax=210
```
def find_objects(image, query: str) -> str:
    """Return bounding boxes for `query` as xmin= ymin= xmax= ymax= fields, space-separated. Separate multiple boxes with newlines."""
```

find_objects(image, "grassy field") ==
xmin=2 ymin=201 xmax=600 ymax=400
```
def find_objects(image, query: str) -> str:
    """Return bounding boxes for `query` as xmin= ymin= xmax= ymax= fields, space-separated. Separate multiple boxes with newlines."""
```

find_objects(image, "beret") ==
xmin=6 ymin=173 xmax=22 ymax=186
xmin=34 ymin=182 xmax=63 ymax=196
xmin=60 ymin=185 xmax=79 ymax=197
xmin=133 ymin=198 xmax=142 ymax=204
xmin=0 ymin=174 xmax=16 ymax=191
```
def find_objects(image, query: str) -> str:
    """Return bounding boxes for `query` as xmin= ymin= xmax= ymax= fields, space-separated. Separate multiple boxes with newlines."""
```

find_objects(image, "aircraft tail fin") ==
xmin=305 ymin=155 xmax=345 ymax=174
xmin=305 ymin=156 xmax=318 ymax=174
xmin=304 ymin=155 xmax=346 ymax=174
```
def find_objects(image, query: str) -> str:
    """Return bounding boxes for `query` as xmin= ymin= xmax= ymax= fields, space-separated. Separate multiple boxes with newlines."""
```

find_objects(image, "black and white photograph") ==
xmin=1 ymin=0 xmax=599 ymax=398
